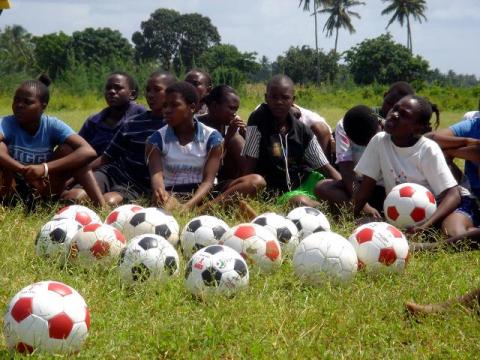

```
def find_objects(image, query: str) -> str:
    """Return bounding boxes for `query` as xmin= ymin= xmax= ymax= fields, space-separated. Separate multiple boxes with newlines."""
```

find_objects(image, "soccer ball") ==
xmin=35 ymin=219 xmax=82 ymax=258
xmin=252 ymin=212 xmax=299 ymax=256
xmin=123 ymin=207 xmax=179 ymax=246
xmin=287 ymin=206 xmax=331 ymax=240
xmin=185 ymin=245 xmax=249 ymax=297
xmin=118 ymin=234 xmax=180 ymax=284
xmin=70 ymin=223 xmax=126 ymax=265
xmin=52 ymin=205 xmax=101 ymax=226
xmin=293 ymin=232 xmax=357 ymax=284
xmin=348 ymin=222 xmax=409 ymax=272
xmin=180 ymin=215 xmax=230 ymax=258
xmin=219 ymin=223 xmax=282 ymax=272
xmin=383 ymin=183 xmax=437 ymax=228
xmin=104 ymin=204 xmax=144 ymax=233
xmin=3 ymin=281 xmax=90 ymax=354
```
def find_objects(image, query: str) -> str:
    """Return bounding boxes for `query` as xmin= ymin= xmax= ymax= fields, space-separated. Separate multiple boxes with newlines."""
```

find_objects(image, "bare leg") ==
xmin=315 ymin=179 xmax=350 ymax=205
xmin=104 ymin=192 xmax=124 ymax=208
xmin=288 ymin=195 xmax=320 ymax=208
xmin=406 ymin=288 xmax=480 ymax=315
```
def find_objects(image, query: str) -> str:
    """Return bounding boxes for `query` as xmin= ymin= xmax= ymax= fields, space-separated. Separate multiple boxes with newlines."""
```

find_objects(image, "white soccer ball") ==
xmin=52 ymin=205 xmax=101 ymax=226
xmin=123 ymin=207 xmax=179 ymax=246
xmin=219 ymin=223 xmax=282 ymax=272
xmin=35 ymin=219 xmax=82 ymax=258
xmin=252 ymin=212 xmax=299 ymax=256
xmin=118 ymin=234 xmax=180 ymax=284
xmin=293 ymin=232 xmax=357 ymax=284
xmin=348 ymin=222 xmax=410 ymax=272
xmin=3 ymin=281 xmax=90 ymax=354
xmin=104 ymin=204 xmax=144 ymax=233
xmin=69 ymin=223 xmax=126 ymax=265
xmin=383 ymin=183 xmax=437 ymax=228
xmin=185 ymin=245 xmax=249 ymax=297
xmin=180 ymin=215 xmax=230 ymax=258
xmin=287 ymin=206 xmax=331 ymax=240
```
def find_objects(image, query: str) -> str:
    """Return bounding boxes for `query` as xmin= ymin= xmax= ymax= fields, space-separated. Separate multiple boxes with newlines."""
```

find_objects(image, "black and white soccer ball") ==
xmin=35 ymin=219 xmax=82 ymax=258
xmin=118 ymin=234 xmax=180 ymax=284
xmin=185 ymin=245 xmax=249 ymax=297
xmin=252 ymin=212 xmax=299 ymax=256
xmin=287 ymin=206 xmax=331 ymax=240
xmin=123 ymin=207 xmax=179 ymax=246
xmin=180 ymin=215 xmax=230 ymax=258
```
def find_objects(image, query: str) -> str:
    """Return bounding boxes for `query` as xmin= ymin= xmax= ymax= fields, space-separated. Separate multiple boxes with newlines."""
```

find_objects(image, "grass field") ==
xmin=0 ymin=91 xmax=479 ymax=358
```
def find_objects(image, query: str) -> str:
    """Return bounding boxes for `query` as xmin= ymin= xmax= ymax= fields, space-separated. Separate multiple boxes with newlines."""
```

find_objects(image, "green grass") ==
xmin=0 ymin=90 xmax=478 ymax=358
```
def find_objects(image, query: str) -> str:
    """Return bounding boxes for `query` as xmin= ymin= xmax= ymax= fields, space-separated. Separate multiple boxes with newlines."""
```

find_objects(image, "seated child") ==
xmin=146 ymin=81 xmax=224 ymax=211
xmin=184 ymin=69 xmax=212 ymax=116
xmin=354 ymin=95 xmax=476 ymax=238
xmin=198 ymin=85 xmax=246 ymax=180
xmin=241 ymin=75 xmax=340 ymax=207
xmin=71 ymin=71 xmax=177 ymax=206
xmin=0 ymin=75 xmax=104 ymax=206
xmin=79 ymin=71 xmax=145 ymax=155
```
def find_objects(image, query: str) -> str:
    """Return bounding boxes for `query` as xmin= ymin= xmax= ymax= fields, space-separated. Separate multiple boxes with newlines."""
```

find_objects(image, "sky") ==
xmin=1 ymin=0 xmax=479 ymax=77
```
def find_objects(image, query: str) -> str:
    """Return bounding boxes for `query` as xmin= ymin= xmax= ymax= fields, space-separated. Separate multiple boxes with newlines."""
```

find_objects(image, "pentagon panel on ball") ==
xmin=293 ymin=232 xmax=357 ymax=285
xmin=123 ymin=207 xmax=179 ymax=246
xmin=180 ymin=215 xmax=230 ymax=258
xmin=118 ymin=234 xmax=180 ymax=284
xmin=185 ymin=245 xmax=249 ymax=297
xmin=104 ymin=204 xmax=144 ymax=233
xmin=348 ymin=222 xmax=410 ymax=273
xmin=35 ymin=219 xmax=82 ymax=258
xmin=252 ymin=212 xmax=299 ymax=256
xmin=219 ymin=223 xmax=282 ymax=272
xmin=3 ymin=281 xmax=90 ymax=354
xmin=383 ymin=183 xmax=436 ymax=228
xmin=286 ymin=206 xmax=330 ymax=240
xmin=69 ymin=223 xmax=126 ymax=266
xmin=52 ymin=205 xmax=101 ymax=226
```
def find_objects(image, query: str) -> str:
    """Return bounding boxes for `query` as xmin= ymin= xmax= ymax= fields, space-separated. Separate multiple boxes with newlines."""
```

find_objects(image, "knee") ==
xmin=61 ymin=188 xmax=87 ymax=202
xmin=288 ymin=195 xmax=310 ymax=207
xmin=104 ymin=192 xmax=123 ymax=207
xmin=315 ymin=179 xmax=332 ymax=198
xmin=248 ymin=174 xmax=266 ymax=190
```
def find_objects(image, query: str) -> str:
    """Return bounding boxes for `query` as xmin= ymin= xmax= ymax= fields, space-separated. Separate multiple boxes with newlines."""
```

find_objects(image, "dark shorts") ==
xmin=455 ymin=196 xmax=480 ymax=227
xmin=95 ymin=164 xmax=149 ymax=202
xmin=368 ymin=185 xmax=387 ymax=213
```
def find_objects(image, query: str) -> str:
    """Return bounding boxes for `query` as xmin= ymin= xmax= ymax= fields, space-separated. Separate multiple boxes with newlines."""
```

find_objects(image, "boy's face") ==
xmin=104 ymin=74 xmax=133 ymax=108
xmin=145 ymin=76 xmax=169 ymax=114
xmin=265 ymin=83 xmax=295 ymax=121
xmin=185 ymin=71 xmax=211 ymax=100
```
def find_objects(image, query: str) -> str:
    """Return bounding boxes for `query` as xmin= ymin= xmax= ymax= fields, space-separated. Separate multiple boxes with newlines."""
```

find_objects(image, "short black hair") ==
xmin=166 ymin=81 xmax=199 ymax=106
xmin=108 ymin=71 xmax=139 ymax=100
xmin=21 ymin=74 xmax=52 ymax=104
xmin=149 ymin=71 xmax=177 ymax=86
xmin=204 ymin=85 xmax=237 ymax=107
xmin=406 ymin=95 xmax=440 ymax=133
xmin=386 ymin=81 xmax=414 ymax=99
xmin=343 ymin=105 xmax=380 ymax=146
xmin=266 ymin=74 xmax=294 ymax=93
xmin=185 ymin=69 xmax=213 ymax=88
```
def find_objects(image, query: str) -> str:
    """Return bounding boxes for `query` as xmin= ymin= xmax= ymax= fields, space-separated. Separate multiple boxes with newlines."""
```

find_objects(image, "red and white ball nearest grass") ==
xmin=104 ymin=204 xmax=144 ymax=233
xmin=3 ymin=281 xmax=90 ymax=354
xmin=348 ymin=222 xmax=410 ymax=273
xmin=52 ymin=205 xmax=101 ymax=226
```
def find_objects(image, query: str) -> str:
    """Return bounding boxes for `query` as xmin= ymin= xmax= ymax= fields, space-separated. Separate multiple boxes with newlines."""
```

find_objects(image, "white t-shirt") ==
xmin=354 ymin=132 xmax=457 ymax=196
xmin=293 ymin=105 xmax=332 ymax=132
xmin=462 ymin=111 xmax=480 ymax=120
xmin=335 ymin=118 xmax=365 ymax=164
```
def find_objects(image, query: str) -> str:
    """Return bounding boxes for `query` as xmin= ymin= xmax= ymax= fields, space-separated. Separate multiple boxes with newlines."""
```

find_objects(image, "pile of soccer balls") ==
xmin=4 ymin=182 xmax=436 ymax=354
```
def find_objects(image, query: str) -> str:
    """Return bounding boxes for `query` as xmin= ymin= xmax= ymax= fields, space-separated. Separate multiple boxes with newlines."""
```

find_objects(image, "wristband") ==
xmin=42 ymin=162 xmax=49 ymax=178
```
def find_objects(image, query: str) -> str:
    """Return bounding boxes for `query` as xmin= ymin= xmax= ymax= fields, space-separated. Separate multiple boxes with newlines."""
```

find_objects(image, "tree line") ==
xmin=0 ymin=6 xmax=477 ymax=95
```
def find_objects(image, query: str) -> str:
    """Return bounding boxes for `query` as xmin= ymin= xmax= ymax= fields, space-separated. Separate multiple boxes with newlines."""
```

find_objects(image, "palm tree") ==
xmin=298 ymin=0 xmax=331 ymax=84
xmin=319 ymin=0 xmax=365 ymax=54
xmin=381 ymin=0 xmax=427 ymax=52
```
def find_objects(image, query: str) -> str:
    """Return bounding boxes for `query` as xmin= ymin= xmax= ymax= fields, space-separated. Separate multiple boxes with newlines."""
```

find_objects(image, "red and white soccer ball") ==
xmin=219 ymin=223 xmax=282 ymax=272
xmin=69 ymin=223 xmax=126 ymax=265
xmin=383 ymin=183 xmax=437 ymax=228
xmin=104 ymin=204 xmax=144 ymax=233
xmin=123 ymin=207 xmax=179 ymax=246
xmin=3 ymin=281 xmax=90 ymax=354
xmin=252 ymin=212 xmax=299 ymax=257
xmin=52 ymin=205 xmax=101 ymax=227
xmin=293 ymin=232 xmax=358 ymax=284
xmin=348 ymin=222 xmax=410 ymax=273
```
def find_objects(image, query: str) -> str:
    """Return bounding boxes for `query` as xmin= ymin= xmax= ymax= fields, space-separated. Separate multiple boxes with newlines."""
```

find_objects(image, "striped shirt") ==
xmin=242 ymin=103 xmax=329 ymax=192
xmin=103 ymin=111 xmax=165 ymax=188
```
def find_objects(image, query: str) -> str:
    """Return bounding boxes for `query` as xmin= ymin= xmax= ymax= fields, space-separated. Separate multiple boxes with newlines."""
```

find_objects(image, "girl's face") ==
xmin=145 ymin=76 xmax=169 ymax=114
xmin=12 ymin=85 xmax=46 ymax=126
xmin=384 ymin=97 xmax=423 ymax=138
xmin=211 ymin=93 xmax=240 ymax=125
xmin=163 ymin=92 xmax=195 ymax=128
xmin=185 ymin=72 xmax=210 ymax=100
xmin=104 ymin=74 xmax=134 ymax=108
xmin=265 ymin=83 xmax=294 ymax=121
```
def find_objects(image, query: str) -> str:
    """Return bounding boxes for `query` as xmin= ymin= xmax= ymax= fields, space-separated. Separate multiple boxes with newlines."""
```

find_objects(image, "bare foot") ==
xmin=238 ymin=200 xmax=257 ymax=222
xmin=405 ymin=301 xmax=446 ymax=316
xmin=409 ymin=242 xmax=437 ymax=252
